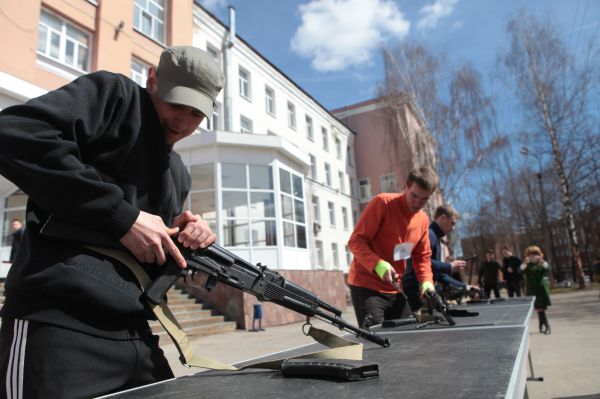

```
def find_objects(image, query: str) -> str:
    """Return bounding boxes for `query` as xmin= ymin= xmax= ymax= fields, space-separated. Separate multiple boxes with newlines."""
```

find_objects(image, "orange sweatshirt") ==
xmin=347 ymin=193 xmax=433 ymax=293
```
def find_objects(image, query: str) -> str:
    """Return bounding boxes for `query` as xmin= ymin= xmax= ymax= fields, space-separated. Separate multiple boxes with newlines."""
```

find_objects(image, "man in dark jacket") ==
xmin=502 ymin=246 xmax=522 ymax=297
xmin=479 ymin=249 xmax=502 ymax=298
xmin=8 ymin=219 xmax=24 ymax=262
xmin=0 ymin=46 xmax=223 ymax=398
xmin=403 ymin=205 xmax=476 ymax=311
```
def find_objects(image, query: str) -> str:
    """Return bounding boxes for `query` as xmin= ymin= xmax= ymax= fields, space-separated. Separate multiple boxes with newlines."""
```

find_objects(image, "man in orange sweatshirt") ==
xmin=347 ymin=166 xmax=437 ymax=327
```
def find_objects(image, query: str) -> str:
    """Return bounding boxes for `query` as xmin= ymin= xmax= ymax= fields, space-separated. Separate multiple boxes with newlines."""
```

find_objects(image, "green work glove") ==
xmin=420 ymin=281 xmax=435 ymax=296
xmin=374 ymin=260 xmax=392 ymax=280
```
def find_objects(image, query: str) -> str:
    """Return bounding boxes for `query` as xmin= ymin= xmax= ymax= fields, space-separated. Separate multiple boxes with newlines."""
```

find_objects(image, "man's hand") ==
xmin=451 ymin=260 xmax=466 ymax=273
xmin=374 ymin=260 xmax=401 ymax=290
xmin=420 ymin=281 xmax=435 ymax=296
xmin=119 ymin=211 xmax=185 ymax=268
xmin=171 ymin=211 xmax=216 ymax=250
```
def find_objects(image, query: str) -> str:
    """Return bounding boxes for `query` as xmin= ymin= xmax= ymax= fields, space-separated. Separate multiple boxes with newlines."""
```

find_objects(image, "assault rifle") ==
xmin=146 ymin=241 xmax=391 ymax=348
xmin=423 ymin=290 xmax=455 ymax=326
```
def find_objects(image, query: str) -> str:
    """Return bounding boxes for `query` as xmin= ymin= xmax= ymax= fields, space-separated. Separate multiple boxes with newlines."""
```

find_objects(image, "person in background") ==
xmin=8 ymin=219 xmax=24 ymax=262
xmin=347 ymin=166 xmax=437 ymax=327
xmin=502 ymin=246 xmax=522 ymax=297
xmin=479 ymin=249 xmax=502 ymax=299
xmin=521 ymin=245 xmax=552 ymax=334
xmin=0 ymin=46 xmax=223 ymax=398
xmin=403 ymin=205 xmax=477 ymax=311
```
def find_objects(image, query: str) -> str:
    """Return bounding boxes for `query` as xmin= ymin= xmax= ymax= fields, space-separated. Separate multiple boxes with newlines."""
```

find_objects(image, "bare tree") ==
xmin=379 ymin=43 xmax=502 ymax=208
xmin=499 ymin=10 xmax=599 ymax=288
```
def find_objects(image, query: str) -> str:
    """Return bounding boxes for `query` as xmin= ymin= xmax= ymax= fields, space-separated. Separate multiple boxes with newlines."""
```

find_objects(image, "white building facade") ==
xmin=174 ymin=6 xmax=358 ymax=270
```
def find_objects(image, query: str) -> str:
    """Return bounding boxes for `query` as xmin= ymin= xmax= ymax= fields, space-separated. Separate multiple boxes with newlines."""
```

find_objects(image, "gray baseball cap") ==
xmin=156 ymin=46 xmax=224 ymax=119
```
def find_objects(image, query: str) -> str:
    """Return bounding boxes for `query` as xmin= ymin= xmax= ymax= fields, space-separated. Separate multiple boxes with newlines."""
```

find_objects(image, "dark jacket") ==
xmin=403 ymin=221 xmax=465 ymax=289
xmin=9 ymin=227 xmax=24 ymax=262
xmin=479 ymin=260 xmax=501 ymax=285
xmin=502 ymin=255 xmax=522 ymax=282
xmin=0 ymin=71 xmax=190 ymax=337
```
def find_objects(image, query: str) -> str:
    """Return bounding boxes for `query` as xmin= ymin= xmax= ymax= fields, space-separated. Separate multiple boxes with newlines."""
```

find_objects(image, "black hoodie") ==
xmin=0 ymin=71 xmax=190 ymax=337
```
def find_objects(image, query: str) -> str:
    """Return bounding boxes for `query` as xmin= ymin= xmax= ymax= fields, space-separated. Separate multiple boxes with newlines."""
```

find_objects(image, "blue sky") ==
xmin=197 ymin=0 xmax=600 ymax=111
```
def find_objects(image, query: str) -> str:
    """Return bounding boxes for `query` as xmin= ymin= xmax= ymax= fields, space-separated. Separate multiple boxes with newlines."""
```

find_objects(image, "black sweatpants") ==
xmin=349 ymin=285 xmax=407 ymax=327
xmin=0 ymin=318 xmax=174 ymax=399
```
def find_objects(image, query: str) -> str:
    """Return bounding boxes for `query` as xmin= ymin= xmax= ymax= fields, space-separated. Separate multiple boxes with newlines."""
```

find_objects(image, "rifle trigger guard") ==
xmin=302 ymin=317 xmax=312 ymax=336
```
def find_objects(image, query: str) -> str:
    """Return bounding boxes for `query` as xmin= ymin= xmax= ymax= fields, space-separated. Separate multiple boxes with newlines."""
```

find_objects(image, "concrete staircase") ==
xmin=0 ymin=282 xmax=237 ymax=337
xmin=149 ymin=287 xmax=237 ymax=337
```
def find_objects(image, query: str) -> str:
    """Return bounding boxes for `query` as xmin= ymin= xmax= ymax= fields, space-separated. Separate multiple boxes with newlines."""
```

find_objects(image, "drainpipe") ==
xmin=223 ymin=6 xmax=236 ymax=132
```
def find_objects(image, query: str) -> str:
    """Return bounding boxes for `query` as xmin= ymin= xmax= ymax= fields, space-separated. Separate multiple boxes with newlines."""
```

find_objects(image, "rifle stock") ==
xmin=146 ymin=241 xmax=390 ymax=348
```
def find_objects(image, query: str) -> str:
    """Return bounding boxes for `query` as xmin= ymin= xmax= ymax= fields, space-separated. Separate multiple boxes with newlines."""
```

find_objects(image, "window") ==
xmin=347 ymin=145 xmax=354 ymax=166
xmin=206 ymin=43 xmax=220 ymax=65
xmin=279 ymin=169 xmax=306 ymax=248
xmin=380 ymin=174 xmax=397 ymax=193
xmin=188 ymin=164 xmax=217 ymax=232
xmin=2 ymin=191 xmax=27 ymax=247
xmin=133 ymin=0 xmax=166 ymax=43
xmin=328 ymin=201 xmax=336 ymax=227
xmin=221 ymin=164 xmax=276 ymax=247
xmin=131 ymin=58 xmax=150 ymax=87
xmin=359 ymin=178 xmax=371 ymax=202
xmin=335 ymin=137 xmax=342 ymax=160
xmin=331 ymin=243 xmax=339 ymax=269
xmin=306 ymin=116 xmax=314 ymax=141
xmin=240 ymin=115 xmax=253 ymax=133
xmin=349 ymin=177 xmax=356 ymax=198
xmin=207 ymin=102 xmax=221 ymax=131
xmin=342 ymin=207 xmax=349 ymax=230
xmin=312 ymin=195 xmax=320 ymax=222
xmin=338 ymin=171 xmax=346 ymax=194
xmin=239 ymin=67 xmax=251 ymax=100
xmin=37 ymin=9 xmax=91 ymax=72
xmin=322 ymin=127 xmax=329 ymax=151
xmin=287 ymin=102 xmax=296 ymax=130
xmin=345 ymin=245 xmax=352 ymax=266
xmin=324 ymin=163 xmax=331 ymax=187
xmin=309 ymin=154 xmax=317 ymax=179
xmin=315 ymin=241 xmax=324 ymax=268
xmin=265 ymin=86 xmax=275 ymax=115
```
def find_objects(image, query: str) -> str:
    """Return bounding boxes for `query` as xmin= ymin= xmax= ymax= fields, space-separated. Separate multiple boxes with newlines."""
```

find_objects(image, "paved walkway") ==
xmin=526 ymin=288 xmax=600 ymax=399
xmin=159 ymin=288 xmax=600 ymax=398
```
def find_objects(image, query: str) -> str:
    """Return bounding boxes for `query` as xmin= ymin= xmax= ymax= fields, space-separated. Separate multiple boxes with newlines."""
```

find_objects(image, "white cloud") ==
xmin=290 ymin=0 xmax=410 ymax=72
xmin=417 ymin=0 xmax=458 ymax=31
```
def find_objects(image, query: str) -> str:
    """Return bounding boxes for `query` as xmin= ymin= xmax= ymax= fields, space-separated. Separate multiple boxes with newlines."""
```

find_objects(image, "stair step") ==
xmin=167 ymin=297 xmax=202 ymax=306
xmin=166 ymin=303 xmax=209 ymax=312
xmin=168 ymin=309 xmax=213 ymax=319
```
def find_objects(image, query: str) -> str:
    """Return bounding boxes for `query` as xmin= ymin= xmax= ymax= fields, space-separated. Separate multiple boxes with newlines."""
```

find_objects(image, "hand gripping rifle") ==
xmin=145 ymin=241 xmax=391 ymax=348
xmin=423 ymin=290 xmax=455 ymax=326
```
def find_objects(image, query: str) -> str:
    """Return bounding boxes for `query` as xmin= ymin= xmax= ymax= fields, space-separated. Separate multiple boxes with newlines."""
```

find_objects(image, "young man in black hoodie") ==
xmin=0 ymin=46 xmax=223 ymax=398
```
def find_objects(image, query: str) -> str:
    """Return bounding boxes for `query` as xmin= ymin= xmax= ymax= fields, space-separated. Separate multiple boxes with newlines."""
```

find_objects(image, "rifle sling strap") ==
xmin=84 ymin=245 xmax=363 ymax=371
